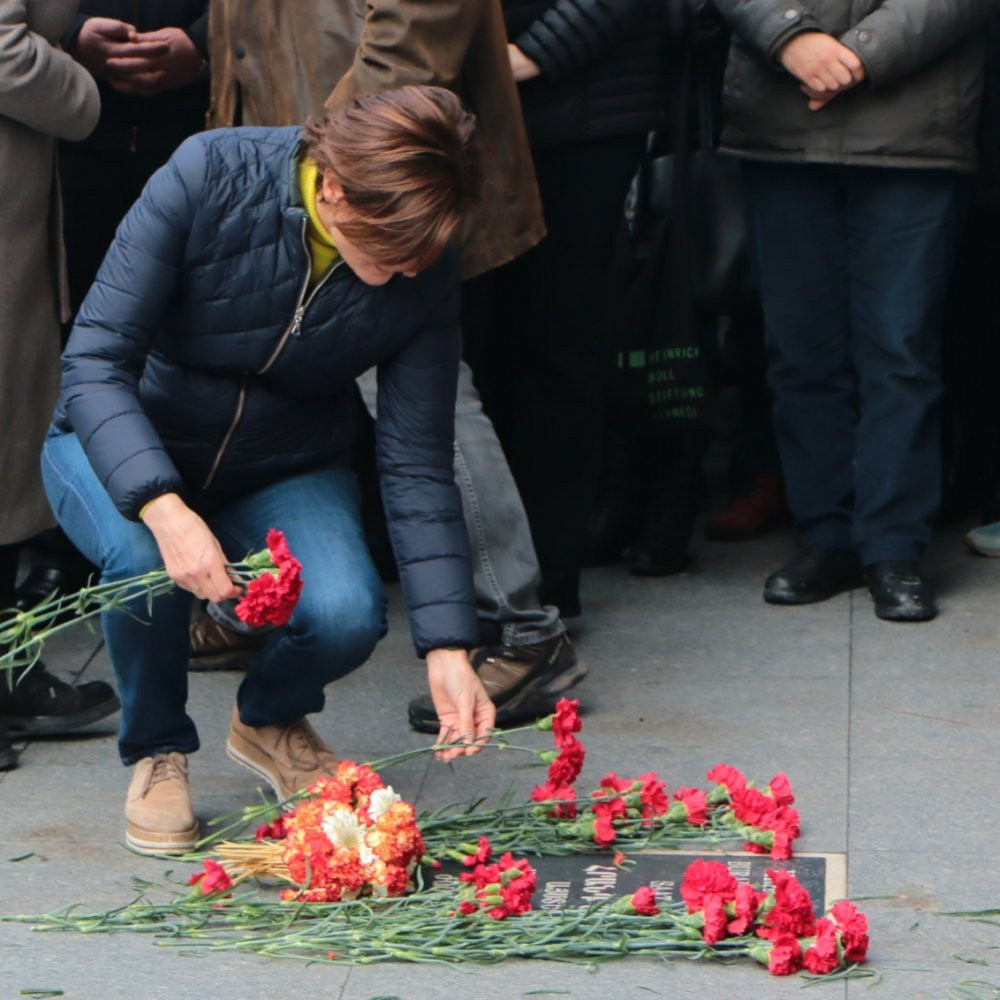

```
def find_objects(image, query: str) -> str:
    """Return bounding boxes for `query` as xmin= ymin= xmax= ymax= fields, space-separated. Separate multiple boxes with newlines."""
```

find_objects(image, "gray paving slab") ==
xmin=2 ymin=524 xmax=998 ymax=1000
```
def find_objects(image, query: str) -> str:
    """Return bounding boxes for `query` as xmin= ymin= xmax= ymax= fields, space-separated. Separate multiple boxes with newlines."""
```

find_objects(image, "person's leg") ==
xmin=741 ymin=162 xmax=863 ymax=602
xmin=40 ymin=431 xmax=195 ymax=854
xmin=848 ymin=167 xmax=967 ymax=565
xmin=474 ymin=138 xmax=645 ymax=615
xmin=742 ymin=162 xmax=856 ymax=548
xmin=40 ymin=432 xmax=194 ymax=763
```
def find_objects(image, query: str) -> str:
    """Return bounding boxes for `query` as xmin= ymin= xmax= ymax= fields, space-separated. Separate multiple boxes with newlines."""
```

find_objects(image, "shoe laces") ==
xmin=141 ymin=753 xmax=187 ymax=796
xmin=277 ymin=721 xmax=328 ymax=772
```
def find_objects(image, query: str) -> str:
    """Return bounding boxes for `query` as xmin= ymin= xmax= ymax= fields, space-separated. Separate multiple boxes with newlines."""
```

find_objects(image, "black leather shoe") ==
xmin=764 ymin=545 xmax=864 ymax=604
xmin=0 ymin=664 xmax=120 ymax=736
xmin=866 ymin=560 xmax=936 ymax=622
xmin=13 ymin=566 xmax=92 ymax=613
xmin=626 ymin=501 xmax=697 ymax=578
xmin=0 ymin=725 xmax=16 ymax=770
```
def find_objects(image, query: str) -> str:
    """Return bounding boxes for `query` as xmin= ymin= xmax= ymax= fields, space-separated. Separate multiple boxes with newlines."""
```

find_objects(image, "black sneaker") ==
xmin=0 ymin=664 xmax=120 ymax=736
xmin=0 ymin=725 xmax=16 ymax=770
xmin=407 ymin=634 xmax=587 ymax=734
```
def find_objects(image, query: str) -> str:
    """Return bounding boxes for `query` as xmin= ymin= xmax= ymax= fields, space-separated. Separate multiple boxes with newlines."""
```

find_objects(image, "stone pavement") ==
xmin=2 ymin=521 xmax=999 ymax=1000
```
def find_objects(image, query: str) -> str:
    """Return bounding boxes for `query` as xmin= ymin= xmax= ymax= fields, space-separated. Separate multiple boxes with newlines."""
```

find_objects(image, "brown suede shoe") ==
xmin=188 ymin=611 xmax=266 ymax=672
xmin=226 ymin=707 xmax=338 ymax=801
xmin=125 ymin=752 xmax=199 ymax=855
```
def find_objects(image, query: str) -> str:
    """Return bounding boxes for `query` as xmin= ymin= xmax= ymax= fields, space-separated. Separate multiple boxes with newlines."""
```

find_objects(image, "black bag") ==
xmin=609 ymin=10 xmax=751 ymax=432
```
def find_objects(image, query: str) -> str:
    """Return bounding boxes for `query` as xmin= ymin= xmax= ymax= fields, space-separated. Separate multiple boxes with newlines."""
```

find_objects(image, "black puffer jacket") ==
xmin=52 ymin=126 xmax=477 ymax=655
xmin=503 ymin=0 xmax=665 ymax=147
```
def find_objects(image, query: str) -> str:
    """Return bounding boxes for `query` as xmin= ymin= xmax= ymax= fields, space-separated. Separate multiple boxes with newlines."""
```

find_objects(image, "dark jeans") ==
xmin=463 ymin=136 xmax=645 ymax=614
xmin=742 ymin=161 xmax=967 ymax=563
xmin=41 ymin=433 xmax=387 ymax=765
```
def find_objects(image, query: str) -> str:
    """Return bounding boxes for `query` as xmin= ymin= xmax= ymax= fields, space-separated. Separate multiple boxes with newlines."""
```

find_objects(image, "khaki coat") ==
xmin=207 ymin=0 xmax=545 ymax=278
xmin=0 ymin=0 xmax=99 ymax=543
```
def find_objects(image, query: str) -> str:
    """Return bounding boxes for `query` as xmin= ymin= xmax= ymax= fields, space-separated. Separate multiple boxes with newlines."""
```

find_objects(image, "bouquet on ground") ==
xmin=0 ymin=528 xmax=302 ymax=673
xmin=215 ymin=760 xmax=424 ymax=902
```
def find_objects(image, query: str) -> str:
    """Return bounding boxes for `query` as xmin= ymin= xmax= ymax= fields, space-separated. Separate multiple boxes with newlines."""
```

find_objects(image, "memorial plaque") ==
xmin=431 ymin=850 xmax=846 ymax=914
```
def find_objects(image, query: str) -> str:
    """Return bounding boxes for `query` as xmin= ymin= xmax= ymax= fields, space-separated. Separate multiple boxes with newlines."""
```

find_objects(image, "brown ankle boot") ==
xmin=125 ymin=752 xmax=199 ymax=855
xmin=226 ymin=706 xmax=338 ymax=801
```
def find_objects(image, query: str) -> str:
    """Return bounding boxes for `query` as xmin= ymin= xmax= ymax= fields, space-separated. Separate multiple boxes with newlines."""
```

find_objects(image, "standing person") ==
xmin=712 ymin=0 xmax=996 ymax=621
xmin=207 ymin=0 xmax=586 ymax=733
xmin=42 ymin=86 xmax=495 ymax=853
xmin=14 ymin=0 xmax=210 ymax=613
xmin=0 ymin=0 xmax=119 ymax=770
xmin=462 ymin=0 xmax=666 ymax=614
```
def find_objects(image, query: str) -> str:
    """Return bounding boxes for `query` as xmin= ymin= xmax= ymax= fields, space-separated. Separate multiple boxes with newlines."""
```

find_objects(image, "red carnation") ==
xmin=767 ymin=771 xmax=795 ymax=807
xmin=551 ymin=697 xmax=582 ymax=749
xmin=829 ymin=899 xmax=869 ymax=962
xmin=727 ymin=881 xmax=765 ymax=935
xmin=804 ymin=917 xmax=841 ymax=974
xmin=767 ymin=932 xmax=804 ymax=976
xmin=547 ymin=737 xmax=585 ymax=787
xmin=254 ymin=816 xmax=287 ymax=841
xmin=680 ymin=859 xmax=738 ymax=913
xmin=637 ymin=772 xmax=669 ymax=824
xmin=706 ymin=762 xmax=747 ymax=798
xmin=187 ymin=858 xmax=233 ymax=896
xmin=462 ymin=835 xmax=492 ymax=867
xmin=630 ymin=886 xmax=660 ymax=916
xmin=758 ymin=868 xmax=816 ymax=940
xmin=672 ymin=785 xmax=709 ymax=826
xmin=529 ymin=780 xmax=578 ymax=819
xmin=702 ymin=895 xmax=730 ymax=944
xmin=235 ymin=529 xmax=303 ymax=627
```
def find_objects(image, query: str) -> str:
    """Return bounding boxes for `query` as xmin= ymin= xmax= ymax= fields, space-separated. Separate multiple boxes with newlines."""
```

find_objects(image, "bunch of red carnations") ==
xmin=680 ymin=859 xmax=869 ymax=976
xmin=0 ymin=528 xmax=303 ymax=673
xmin=525 ymin=698 xmax=799 ymax=860
xmin=453 ymin=836 xmax=538 ymax=920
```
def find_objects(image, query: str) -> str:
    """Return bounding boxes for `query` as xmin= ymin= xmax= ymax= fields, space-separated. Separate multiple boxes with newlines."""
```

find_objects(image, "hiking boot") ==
xmin=188 ymin=611 xmax=266 ymax=672
xmin=226 ymin=707 xmax=339 ymax=801
xmin=706 ymin=472 xmax=788 ymax=541
xmin=0 ymin=664 xmax=120 ymax=736
xmin=125 ymin=752 xmax=199 ymax=855
xmin=407 ymin=634 xmax=587 ymax=734
xmin=0 ymin=725 xmax=16 ymax=771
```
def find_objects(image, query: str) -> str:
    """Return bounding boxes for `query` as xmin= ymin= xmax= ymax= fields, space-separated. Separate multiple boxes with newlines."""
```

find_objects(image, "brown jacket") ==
xmin=208 ymin=0 xmax=545 ymax=277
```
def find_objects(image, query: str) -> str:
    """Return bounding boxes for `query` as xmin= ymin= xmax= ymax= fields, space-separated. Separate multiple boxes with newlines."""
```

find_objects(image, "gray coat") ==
xmin=0 ymin=0 xmax=98 ymax=544
xmin=713 ymin=0 xmax=996 ymax=171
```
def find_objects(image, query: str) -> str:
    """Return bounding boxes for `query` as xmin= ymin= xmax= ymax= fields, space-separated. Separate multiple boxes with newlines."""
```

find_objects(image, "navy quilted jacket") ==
xmin=52 ymin=126 xmax=478 ymax=655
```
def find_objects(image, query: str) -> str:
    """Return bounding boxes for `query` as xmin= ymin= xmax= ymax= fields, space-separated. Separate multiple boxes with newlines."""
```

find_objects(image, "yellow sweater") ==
xmin=298 ymin=156 xmax=339 ymax=290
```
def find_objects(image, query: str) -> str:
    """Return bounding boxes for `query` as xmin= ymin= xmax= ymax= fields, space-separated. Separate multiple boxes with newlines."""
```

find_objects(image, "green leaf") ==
xmin=8 ymin=853 xmax=34 ymax=862
xmin=20 ymin=990 xmax=64 ymax=997
xmin=953 ymin=955 xmax=991 ymax=966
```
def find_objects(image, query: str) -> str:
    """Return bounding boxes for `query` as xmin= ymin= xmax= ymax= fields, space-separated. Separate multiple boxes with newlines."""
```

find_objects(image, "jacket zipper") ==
xmin=201 ymin=217 xmax=343 ymax=489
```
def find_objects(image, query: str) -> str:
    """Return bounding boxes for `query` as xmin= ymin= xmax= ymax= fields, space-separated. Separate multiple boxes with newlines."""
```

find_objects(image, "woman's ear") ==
xmin=319 ymin=171 xmax=345 ymax=206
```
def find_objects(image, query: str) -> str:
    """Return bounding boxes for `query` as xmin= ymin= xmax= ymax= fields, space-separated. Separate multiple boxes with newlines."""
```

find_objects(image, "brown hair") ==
xmin=303 ymin=86 xmax=480 ymax=271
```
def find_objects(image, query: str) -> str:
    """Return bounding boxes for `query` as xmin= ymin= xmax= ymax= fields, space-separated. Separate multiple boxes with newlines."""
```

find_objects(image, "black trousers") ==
xmin=463 ymin=136 xmax=645 ymax=615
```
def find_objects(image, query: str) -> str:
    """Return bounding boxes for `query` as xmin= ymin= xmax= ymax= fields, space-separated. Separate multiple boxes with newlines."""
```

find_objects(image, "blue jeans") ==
xmin=742 ymin=162 xmax=967 ymax=564
xmin=41 ymin=432 xmax=387 ymax=765
xmin=357 ymin=362 xmax=563 ymax=646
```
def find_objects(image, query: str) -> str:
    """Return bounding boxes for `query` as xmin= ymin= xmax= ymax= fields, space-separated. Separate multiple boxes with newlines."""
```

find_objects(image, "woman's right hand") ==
xmin=140 ymin=493 xmax=239 ymax=602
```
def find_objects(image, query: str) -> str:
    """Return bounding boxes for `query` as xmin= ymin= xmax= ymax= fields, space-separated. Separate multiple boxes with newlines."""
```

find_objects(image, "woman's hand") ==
xmin=425 ymin=648 xmax=496 ymax=761
xmin=140 ymin=493 xmax=239 ymax=603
